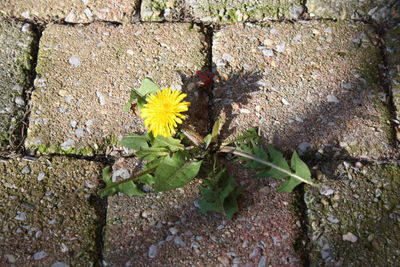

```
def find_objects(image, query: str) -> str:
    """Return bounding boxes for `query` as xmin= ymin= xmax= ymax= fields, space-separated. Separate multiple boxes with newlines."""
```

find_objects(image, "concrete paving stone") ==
xmin=386 ymin=24 xmax=400 ymax=142
xmin=0 ymin=157 xmax=102 ymax=266
xmin=27 ymin=23 xmax=208 ymax=155
xmin=0 ymin=20 xmax=36 ymax=150
xmin=0 ymin=0 xmax=139 ymax=23
xmin=306 ymin=0 xmax=399 ymax=22
xmin=212 ymin=21 xmax=392 ymax=158
xmin=305 ymin=159 xmax=400 ymax=265
xmin=141 ymin=0 xmax=303 ymax=22
xmin=104 ymin=158 xmax=303 ymax=266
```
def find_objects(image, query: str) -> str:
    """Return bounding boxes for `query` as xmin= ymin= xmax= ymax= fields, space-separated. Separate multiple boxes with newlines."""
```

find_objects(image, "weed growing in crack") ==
xmin=99 ymin=78 xmax=318 ymax=219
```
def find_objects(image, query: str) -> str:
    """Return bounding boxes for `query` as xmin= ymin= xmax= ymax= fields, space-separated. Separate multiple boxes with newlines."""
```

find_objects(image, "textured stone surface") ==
xmin=212 ymin=22 xmax=391 ymax=158
xmin=0 ymin=157 xmax=102 ymax=266
xmin=141 ymin=0 xmax=303 ymax=22
xmin=0 ymin=20 xmax=36 ymax=149
xmin=305 ymin=160 xmax=400 ymax=266
xmin=306 ymin=0 xmax=399 ymax=22
xmin=0 ymin=0 xmax=139 ymax=23
xmin=104 ymin=158 xmax=303 ymax=266
xmin=386 ymin=25 xmax=400 ymax=142
xmin=27 ymin=23 xmax=208 ymax=154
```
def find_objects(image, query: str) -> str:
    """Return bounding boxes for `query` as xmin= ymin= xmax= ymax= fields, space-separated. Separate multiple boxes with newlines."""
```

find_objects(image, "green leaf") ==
xmin=211 ymin=118 xmax=224 ymax=143
xmin=153 ymin=136 xmax=184 ymax=152
xmin=120 ymin=134 xmax=150 ymax=150
xmin=136 ymin=147 xmax=170 ymax=161
xmin=124 ymin=90 xmax=147 ymax=112
xmin=153 ymin=151 xmax=202 ymax=191
xmin=99 ymin=166 xmax=117 ymax=197
xmin=198 ymin=169 xmax=242 ymax=219
xmin=136 ymin=174 xmax=156 ymax=185
xmin=277 ymin=151 xmax=311 ymax=192
xmin=255 ymin=145 xmax=290 ymax=179
xmin=116 ymin=181 xmax=144 ymax=196
xmin=137 ymin=78 xmax=160 ymax=96
xmin=203 ymin=134 xmax=212 ymax=149
xmin=224 ymin=127 xmax=259 ymax=146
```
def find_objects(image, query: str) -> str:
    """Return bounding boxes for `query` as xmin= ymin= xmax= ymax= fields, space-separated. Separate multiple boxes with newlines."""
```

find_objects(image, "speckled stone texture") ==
xmin=0 ymin=0 xmax=139 ymax=23
xmin=0 ymin=157 xmax=102 ymax=266
xmin=386 ymin=24 xmax=400 ymax=142
xmin=0 ymin=21 xmax=36 ymax=150
xmin=212 ymin=22 xmax=391 ymax=158
xmin=26 ymin=23 xmax=208 ymax=154
xmin=141 ymin=0 xmax=303 ymax=22
xmin=104 ymin=158 xmax=303 ymax=266
xmin=305 ymin=160 xmax=400 ymax=266
xmin=306 ymin=0 xmax=399 ymax=22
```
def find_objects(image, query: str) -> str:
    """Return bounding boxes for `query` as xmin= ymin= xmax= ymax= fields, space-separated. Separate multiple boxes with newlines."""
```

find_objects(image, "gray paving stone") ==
xmin=0 ymin=20 xmax=36 ymax=150
xmin=27 ymin=23 xmax=208 ymax=154
xmin=103 ymin=158 xmax=303 ymax=266
xmin=0 ymin=0 xmax=139 ymax=23
xmin=306 ymin=0 xmax=399 ymax=22
xmin=212 ymin=21 xmax=391 ymax=158
xmin=305 ymin=162 xmax=400 ymax=266
xmin=386 ymin=24 xmax=400 ymax=142
xmin=0 ymin=157 xmax=102 ymax=266
xmin=141 ymin=0 xmax=303 ymax=22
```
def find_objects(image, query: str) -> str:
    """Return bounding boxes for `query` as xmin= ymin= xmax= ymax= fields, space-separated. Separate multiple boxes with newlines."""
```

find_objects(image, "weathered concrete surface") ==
xmin=104 ymin=158 xmax=303 ymax=266
xmin=0 ymin=20 xmax=36 ymax=150
xmin=141 ymin=0 xmax=303 ymax=22
xmin=0 ymin=157 xmax=102 ymax=266
xmin=212 ymin=22 xmax=391 ymax=158
xmin=0 ymin=0 xmax=139 ymax=23
xmin=306 ymin=0 xmax=400 ymax=22
xmin=386 ymin=24 xmax=400 ymax=142
xmin=305 ymin=158 xmax=400 ymax=266
xmin=27 ymin=23 xmax=208 ymax=155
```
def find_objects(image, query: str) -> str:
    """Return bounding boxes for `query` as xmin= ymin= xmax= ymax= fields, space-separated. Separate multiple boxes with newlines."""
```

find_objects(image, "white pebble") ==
xmin=281 ymin=98 xmax=290 ymax=105
xmin=15 ymin=212 xmax=27 ymax=221
xmin=326 ymin=95 xmax=340 ymax=103
xmin=37 ymin=172 xmax=45 ymax=181
xmin=96 ymin=91 xmax=106 ymax=105
xmin=70 ymin=120 xmax=77 ymax=128
xmin=276 ymin=42 xmax=286 ymax=53
xmin=148 ymin=244 xmax=157 ymax=258
xmin=343 ymin=232 xmax=358 ymax=242
xmin=262 ymin=49 xmax=274 ymax=57
xmin=69 ymin=56 xmax=80 ymax=67
xmin=51 ymin=262 xmax=68 ymax=267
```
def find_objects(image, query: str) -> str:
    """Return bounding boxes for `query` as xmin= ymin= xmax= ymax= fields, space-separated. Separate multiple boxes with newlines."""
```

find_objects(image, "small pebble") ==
xmin=320 ymin=186 xmax=334 ymax=196
xmin=148 ymin=244 xmax=157 ymax=258
xmin=33 ymin=251 xmax=48 ymax=260
xmin=37 ymin=172 xmax=45 ymax=181
xmin=69 ymin=56 xmax=80 ymax=67
xmin=343 ymin=232 xmax=358 ymax=243
xmin=15 ymin=212 xmax=27 ymax=221
xmin=4 ymin=254 xmax=16 ymax=263
xmin=51 ymin=262 xmax=68 ymax=267
xmin=276 ymin=43 xmax=286 ymax=53
xmin=21 ymin=166 xmax=30 ymax=174
xmin=70 ymin=120 xmax=77 ymax=128
xmin=327 ymin=95 xmax=340 ymax=103
xmin=281 ymin=98 xmax=290 ymax=105
xmin=258 ymin=256 xmax=267 ymax=267
xmin=169 ymin=227 xmax=178 ymax=235
xmin=173 ymin=236 xmax=186 ymax=247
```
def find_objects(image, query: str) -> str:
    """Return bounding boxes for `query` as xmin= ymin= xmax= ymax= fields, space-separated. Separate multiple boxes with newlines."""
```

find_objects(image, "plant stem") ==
xmin=105 ymin=166 xmax=158 ymax=189
xmin=219 ymin=146 xmax=318 ymax=187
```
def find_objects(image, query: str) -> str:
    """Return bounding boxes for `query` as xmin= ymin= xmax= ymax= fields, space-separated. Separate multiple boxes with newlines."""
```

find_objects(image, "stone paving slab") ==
xmin=27 ymin=23 xmax=208 ymax=155
xmin=306 ymin=0 xmax=399 ymax=22
xmin=104 ymin=158 xmax=303 ymax=266
xmin=0 ymin=157 xmax=102 ymax=266
xmin=386 ymin=24 xmax=400 ymax=142
xmin=305 ymin=159 xmax=400 ymax=266
xmin=0 ymin=20 xmax=36 ymax=150
xmin=141 ymin=0 xmax=303 ymax=22
xmin=0 ymin=0 xmax=139 ymax=23
xmin=212 ymin=21 xmax=391 ymax=158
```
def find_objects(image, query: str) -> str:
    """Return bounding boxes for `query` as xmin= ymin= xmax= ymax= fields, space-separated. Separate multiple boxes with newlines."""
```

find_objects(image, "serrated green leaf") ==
xmin=198 ymin=169 xmax=242 ymax=219
xmin=277 ymin=151 xmax=312 ymax=192
xmin=153 ymin=136 xmax=184 ymax=152
xmin=223 ymin=186 xmax=243 ymax=219
xmin=137 ymin=78 xmax=160 ymax=96
xmin=153 ymin=151 xmax=202 ymax=191
xmin=116 ymin=181 xmax=144 ymax=196
xmin=136 ymin=147 xmax=170 ymax=161
xmin=124 ymin=90 xmax=147 ymax=112
xmin=120 ymin=134 xmax=150 ymax=150
xmin=99 ymin=166 xmax=117 ymax=197
xmin=224 ymin=127 xmax=259 ymax=146
xmin=255 ymin=145 xmax=290 ymax=179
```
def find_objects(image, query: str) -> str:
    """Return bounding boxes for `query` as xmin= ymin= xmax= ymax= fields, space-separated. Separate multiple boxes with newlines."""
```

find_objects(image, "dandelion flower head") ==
xmin=140 ymin=87 xmax=190 ymax=137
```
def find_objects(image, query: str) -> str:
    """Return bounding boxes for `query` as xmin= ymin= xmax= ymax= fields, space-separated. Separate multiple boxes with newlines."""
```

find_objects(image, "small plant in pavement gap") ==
xmin=99 ymin=77 xmax=318 ymax=219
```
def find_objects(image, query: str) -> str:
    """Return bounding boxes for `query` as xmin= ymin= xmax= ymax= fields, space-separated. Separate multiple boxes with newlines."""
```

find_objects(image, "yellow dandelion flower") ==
xmin=140 ymin=87 xmax=190 ymax=137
